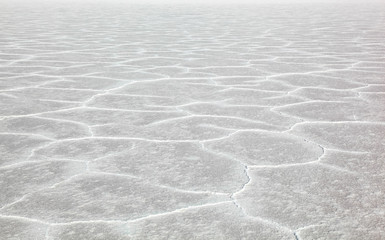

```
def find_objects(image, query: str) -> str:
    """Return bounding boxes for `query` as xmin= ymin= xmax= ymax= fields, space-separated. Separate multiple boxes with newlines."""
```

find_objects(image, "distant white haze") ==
xmin=3 ymin=0 xmax=385 ymax=4
xmin=119 ymin=0 xmax=384 ymax=3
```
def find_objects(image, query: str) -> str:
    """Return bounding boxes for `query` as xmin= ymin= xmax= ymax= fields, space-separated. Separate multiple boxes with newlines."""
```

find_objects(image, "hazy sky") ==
xmin=106 ymin=0 xmax=383 ymax=4
xmin=8 ymin=0 xmax=382 ymax=3
xmin=3 ymin=0 xmax=384 ymax=5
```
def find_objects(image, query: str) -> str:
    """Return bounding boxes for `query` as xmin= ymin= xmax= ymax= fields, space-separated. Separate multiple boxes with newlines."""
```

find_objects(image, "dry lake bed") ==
xmin=1 ymin=2 xmax=385 ymax=239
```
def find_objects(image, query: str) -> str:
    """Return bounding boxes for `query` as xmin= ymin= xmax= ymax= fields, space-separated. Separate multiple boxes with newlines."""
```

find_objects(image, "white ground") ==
xmin=1 ymin=2 xmax=385 ymax=239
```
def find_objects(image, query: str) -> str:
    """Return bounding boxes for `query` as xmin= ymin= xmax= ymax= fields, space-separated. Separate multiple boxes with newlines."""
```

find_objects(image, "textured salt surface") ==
xmin=1 ymin=2 xmax=385 ymax=239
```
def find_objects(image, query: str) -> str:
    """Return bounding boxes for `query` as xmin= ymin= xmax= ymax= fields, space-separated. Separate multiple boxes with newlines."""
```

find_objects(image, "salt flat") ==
xmin=0 ymin=2 xmax=385 ymax=239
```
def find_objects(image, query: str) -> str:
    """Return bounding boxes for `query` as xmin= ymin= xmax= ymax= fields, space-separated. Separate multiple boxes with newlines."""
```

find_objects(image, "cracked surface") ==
xmin=1 ymin=2 xmax=385 ymax=239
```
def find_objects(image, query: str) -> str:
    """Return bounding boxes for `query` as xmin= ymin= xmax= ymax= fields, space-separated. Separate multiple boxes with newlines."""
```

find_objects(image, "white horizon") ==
xmin=2 ymin=0 xmax=385 ymax=4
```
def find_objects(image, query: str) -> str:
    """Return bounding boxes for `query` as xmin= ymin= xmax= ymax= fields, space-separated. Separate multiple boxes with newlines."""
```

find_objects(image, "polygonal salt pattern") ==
xmin=0 ymin=217 xmax=48 ymax=240
xmin=126 ymin=202 xmax=296 ymax=240
xmin=204 ymin=131 xmax=323 ymax=166
xmin=1 ymin=2 xmax=385 ymax=239
xmin=1 ymin=173 xmax=226 ymax=223
xmin=0 ymin=161 xmax=87 ymax=208
xmin=235 ymin=165 xmax=385 ymax=231
xmin=89 ymin=141 xmax=248 ymax=192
